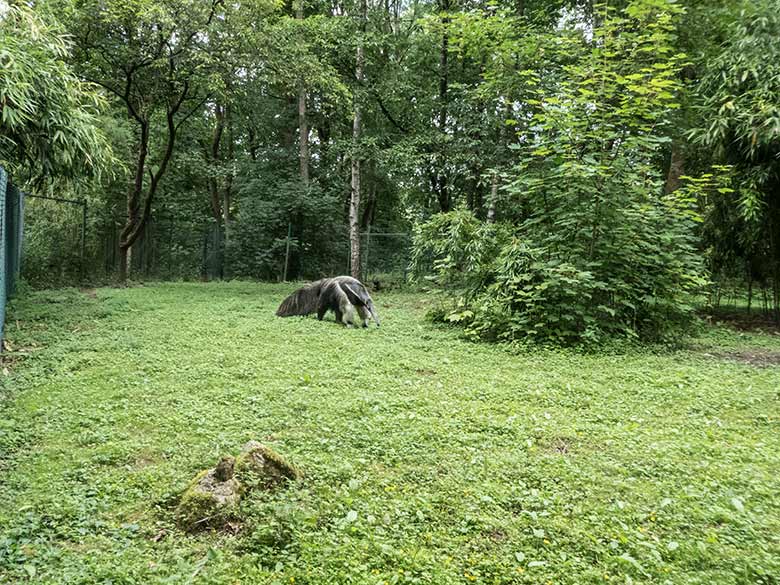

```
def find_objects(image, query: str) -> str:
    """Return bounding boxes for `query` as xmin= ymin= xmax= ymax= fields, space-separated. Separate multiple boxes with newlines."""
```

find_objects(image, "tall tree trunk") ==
xmin=486 ymin=102 xmax=512 ymax=222
xmin=204 ymin=103 xmax=227 ymax=280
xmin=297 ymin=1 xmax=310 ymax=185
xmin=118 ymin=98 xmax=184 ymax=282
xmin=248 ymin=127 xmax=258 ymax=161
xmin=222 ymin=105 xmax=234 ymax=278
xmin=435 ymin=0 xmax=451 ymax=213
xmin=350 ymin=0 xmax=367 ymax=279
xmin=208 ymin=104 xmax=226 ymax=223
xmin=298 ymin=91 xmax=309 ymax=184
xmin=118 ymin=246 xmax=129 ymax=282
xmin=119 ymin=119 xmax=149 ymax=281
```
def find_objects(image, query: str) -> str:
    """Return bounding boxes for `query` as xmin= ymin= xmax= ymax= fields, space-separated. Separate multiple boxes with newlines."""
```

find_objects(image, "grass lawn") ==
xmin=1 ymin=282 xmax=779 ymax=585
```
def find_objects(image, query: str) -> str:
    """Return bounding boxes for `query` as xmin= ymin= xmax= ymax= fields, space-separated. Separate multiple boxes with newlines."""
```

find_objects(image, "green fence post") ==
xmin=16 ymin=190 xmax=24 ymax=289
xmin=5 ymin=184 xmax=23 ymax=298
xmin=81 ymin=199 xmax=87 ymax=283
xmin=0 ymin=167 xmax=7 ymax=351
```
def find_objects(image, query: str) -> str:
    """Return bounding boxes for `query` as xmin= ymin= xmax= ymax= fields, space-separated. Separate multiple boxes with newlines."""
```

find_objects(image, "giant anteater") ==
xmin=276 ymin=276 xmax=380 ymax=327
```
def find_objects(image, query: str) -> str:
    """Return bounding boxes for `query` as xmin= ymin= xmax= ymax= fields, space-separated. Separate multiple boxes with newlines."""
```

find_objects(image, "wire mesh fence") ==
xmin=0 ymin=166 xmax=25 ymax=351
xmin=22 ymin=194 xmax=85 ymax=288
xmin=87 ymin=220 xmax=412 ymax=285
xmin=358 ymin=231 xmax=412 ymax=284
xmin=20 ymin=196 xmax=413 ymax=287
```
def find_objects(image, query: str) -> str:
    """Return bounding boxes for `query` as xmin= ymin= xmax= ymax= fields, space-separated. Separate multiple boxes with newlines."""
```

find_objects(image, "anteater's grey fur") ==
xmin=276 ymin=276 xmax=380 ymax=327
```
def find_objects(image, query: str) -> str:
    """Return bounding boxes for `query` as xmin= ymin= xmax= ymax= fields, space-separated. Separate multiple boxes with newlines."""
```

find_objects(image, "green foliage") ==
xmin=20 ymin=198 xmax=86 ymax=289
xmin=1 ymin=283 xmax=779 ymax=582
xmin=691 ymin=0 xmax=780 ymax=319
xmin=0 ymin=5 xmax=113 ymax=182
xmin=695 ymin=0 xmax=780 ymax=160
xmin=413 ymin=1 xmax=707 ymax=345
xmin=228 ymin=169 xmax=346 ymax=280
xmin=411 ymin=208 xmax=508 ymax=291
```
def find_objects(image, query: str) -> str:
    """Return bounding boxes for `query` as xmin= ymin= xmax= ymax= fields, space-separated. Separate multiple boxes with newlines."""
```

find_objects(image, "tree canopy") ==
xmin=8 ymin=0 xmax=780 ymax=340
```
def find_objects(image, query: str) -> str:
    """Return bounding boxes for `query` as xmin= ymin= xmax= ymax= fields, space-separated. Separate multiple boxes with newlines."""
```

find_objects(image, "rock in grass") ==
xmin=176 ymin=456 xmax=243 ymax=531
xmin=176 ymin=443 xmax=300 ymax=532
xmin=235 ymin=441 xmax=301 ymax=487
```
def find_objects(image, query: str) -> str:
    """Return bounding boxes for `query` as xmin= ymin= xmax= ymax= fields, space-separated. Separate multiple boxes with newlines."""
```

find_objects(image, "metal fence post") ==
xmin=5 ymin=184 xmax=19 ymax=298
xmin=16 ymin=190 xmax=24 ymax=287
xmin=0 ymin=167 xmax=7 ymax=351
xmin=363 ymin=225 xmax=371 ymax=282
xmin=81 ymin=199 xmax=87 ymax=283
xmin=283 ymin=221 xmax=292 ymax=282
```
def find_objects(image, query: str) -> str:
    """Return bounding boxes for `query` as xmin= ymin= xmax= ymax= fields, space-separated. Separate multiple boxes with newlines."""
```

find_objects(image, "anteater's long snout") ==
xmin=368 ymin=302 xmax=380 ymax=326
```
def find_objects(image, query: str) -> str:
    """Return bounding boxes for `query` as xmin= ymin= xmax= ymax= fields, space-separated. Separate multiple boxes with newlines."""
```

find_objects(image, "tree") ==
xmin=349 ymin=0 xmax=367 ymax=279
xmin=413 ymin=0 xmax=705 ymax=344
xmin=65 ymin=0 xmax=222 ymax=281
xmin=0 ymin=5 xmax=112 ymax=184
xmin=693 ymin=0 xmax=780 ymax=319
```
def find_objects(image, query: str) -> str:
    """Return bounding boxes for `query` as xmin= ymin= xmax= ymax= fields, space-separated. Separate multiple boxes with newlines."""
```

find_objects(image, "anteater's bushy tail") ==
xmin=276 ymin=280 xmax=324 ymax=317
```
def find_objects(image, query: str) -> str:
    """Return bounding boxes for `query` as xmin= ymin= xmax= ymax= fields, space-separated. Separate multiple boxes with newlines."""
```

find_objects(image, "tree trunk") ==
xmin=118 ymin=246 xmax=128 ymax=283
xmin=435 ymin=0 xmax=451 ymax=213
xmin=297 ymin=1 xmax=310 ymax=185
xmin=222 ymin=105 xmax=234 ymax=278
xmin=118 ymin=96 xmax=183 ymax=282
xmin=299 ymin=91 xmax=309 ymax=184
xmin=248 ymin=127 xmax=258 ymax=161
xmin=118 ymin=120 xmax=149 ymax=281
xmin=208 ymin=104 xmax=226 ymax=223
xmin=487 ymin=171 xmax=498 ymax=223
xmin=350 ymin=0 xmax=367 ymax=279
xmin=664 ymin=141 xmax=685 ymax=194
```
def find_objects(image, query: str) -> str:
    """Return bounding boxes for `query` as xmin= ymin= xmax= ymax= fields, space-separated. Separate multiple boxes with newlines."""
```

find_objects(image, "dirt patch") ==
xmin=543 ymin=436 xmax=575 ymax=455
xmin=80 ymin=288 xmax=98 ymax=299
xmin=700 ymin=309 xmax=780 ymax=334
xmin=484 ymin=528 xmax=507 ymax=542
xmin=415 ymin=368 xmax=437 ymax=376
xmin=705 ymin=349 xmax=780 ymax=367
xmin=133 ymin=451 xmax=160 ymax=470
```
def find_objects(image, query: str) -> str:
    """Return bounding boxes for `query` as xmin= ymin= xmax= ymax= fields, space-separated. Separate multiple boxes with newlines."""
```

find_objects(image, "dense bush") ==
xmin=413 ymin=205 xmax=704 ymax=345
xmin=411 ymin=2 xmax=707 ymax=346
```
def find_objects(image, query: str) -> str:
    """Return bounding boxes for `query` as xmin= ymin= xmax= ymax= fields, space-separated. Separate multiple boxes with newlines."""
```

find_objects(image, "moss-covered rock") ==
xmin=234 ymin=441 xmax=301 ymax=488
xmin=176 ymin=444 xmax=300 ymax=532
xmin=175 ymin=456 xmax=243 ymax=531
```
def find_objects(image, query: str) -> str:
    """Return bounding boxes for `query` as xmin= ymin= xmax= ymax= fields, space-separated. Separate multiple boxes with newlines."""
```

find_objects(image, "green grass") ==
xmin=1 ymin=282 xmax=779 ymax=585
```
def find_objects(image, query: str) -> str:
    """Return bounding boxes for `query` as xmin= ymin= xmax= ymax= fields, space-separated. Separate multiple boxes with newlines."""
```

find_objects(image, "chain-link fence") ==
xmin=96 ymin=215 xmax=211 ymax=281
xmin=0 ymin=166 xmax=25 ymax=351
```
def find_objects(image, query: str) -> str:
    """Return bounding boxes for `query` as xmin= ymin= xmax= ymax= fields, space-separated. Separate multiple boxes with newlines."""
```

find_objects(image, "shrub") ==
xmin=412 ymin=1 xmax=708 ymax=346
